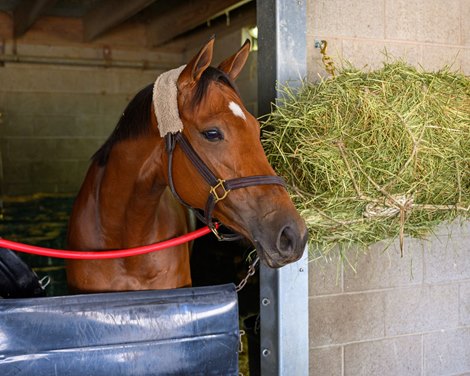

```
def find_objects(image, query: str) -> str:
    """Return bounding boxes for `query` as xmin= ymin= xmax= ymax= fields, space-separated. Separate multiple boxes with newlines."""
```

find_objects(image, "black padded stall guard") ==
xmin=0 ymin=284 xmax=239 ymax=375
xmin=0 ymin=248 xmax=45 ymax=298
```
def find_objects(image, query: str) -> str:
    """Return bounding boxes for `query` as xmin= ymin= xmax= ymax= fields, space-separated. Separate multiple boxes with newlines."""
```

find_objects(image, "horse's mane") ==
xmin=92 ymin=67 xmax=238 ymax=166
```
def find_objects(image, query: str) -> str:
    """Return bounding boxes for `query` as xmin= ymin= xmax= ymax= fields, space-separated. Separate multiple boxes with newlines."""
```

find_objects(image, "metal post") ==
xmin=257 ymin=0 xmax=309 ymax=375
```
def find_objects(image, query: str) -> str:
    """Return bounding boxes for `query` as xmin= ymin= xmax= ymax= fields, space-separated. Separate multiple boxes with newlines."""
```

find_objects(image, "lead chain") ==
xmin=236 ymin=256 xmax=259 ymax=292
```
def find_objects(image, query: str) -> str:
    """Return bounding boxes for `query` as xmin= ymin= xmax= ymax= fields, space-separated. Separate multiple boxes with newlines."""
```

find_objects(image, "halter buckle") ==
xmin=210 ymin=179 xmax=231 ymax=203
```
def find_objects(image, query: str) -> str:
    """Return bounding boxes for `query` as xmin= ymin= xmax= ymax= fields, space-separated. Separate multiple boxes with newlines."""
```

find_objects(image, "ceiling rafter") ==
xmin=13 ymin=0 xmax=58 ymax=37
xmin=164 ymin=1 xmax=256 ymax=52
xmin=83 ymin=0 xmax=156 ymax=42
xmin=147 ymin=0 xmax=251 ymax=47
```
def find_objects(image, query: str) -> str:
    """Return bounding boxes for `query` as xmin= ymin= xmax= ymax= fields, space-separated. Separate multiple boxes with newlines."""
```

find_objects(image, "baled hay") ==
xmin=262 ymin=62 xmax=470 ymax=256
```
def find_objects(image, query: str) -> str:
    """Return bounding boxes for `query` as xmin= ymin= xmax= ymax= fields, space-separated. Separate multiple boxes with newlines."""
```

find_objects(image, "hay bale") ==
xmin=262 ymin=62 xmax=470 ymax=255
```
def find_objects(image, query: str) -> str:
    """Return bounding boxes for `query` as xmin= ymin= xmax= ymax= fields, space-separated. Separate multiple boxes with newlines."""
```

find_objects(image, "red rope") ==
xmin=0 ymin=225 xmax=216 ymax=260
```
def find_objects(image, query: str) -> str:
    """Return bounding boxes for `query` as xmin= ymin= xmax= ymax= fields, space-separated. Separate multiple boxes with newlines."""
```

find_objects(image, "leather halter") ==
xmin=165 ymin=132 xmax=286 ymax=241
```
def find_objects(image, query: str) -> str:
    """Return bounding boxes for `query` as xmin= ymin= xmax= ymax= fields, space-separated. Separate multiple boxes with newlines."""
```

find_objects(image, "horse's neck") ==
xmin=70 ymin=136 xmax=184 ymax=250
xmin=100 ymin=138 xmax=173 ymax=247
xmin=67 ymin=136 xmax=193 ymax=292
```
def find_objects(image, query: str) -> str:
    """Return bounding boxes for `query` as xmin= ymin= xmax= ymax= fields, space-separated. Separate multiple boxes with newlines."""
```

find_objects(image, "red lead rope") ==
xmin=0 ymin=225 xmax=217 ymax=260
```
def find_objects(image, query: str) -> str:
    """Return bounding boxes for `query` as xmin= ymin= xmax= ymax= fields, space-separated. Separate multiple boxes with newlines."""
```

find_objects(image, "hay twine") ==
xmin=262 ymin=61 xmax=470 ymax=257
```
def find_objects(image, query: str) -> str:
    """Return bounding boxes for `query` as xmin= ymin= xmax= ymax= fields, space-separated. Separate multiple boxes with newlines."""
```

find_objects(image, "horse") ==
xmin=66 ymin=38 xmax=308 ymax=293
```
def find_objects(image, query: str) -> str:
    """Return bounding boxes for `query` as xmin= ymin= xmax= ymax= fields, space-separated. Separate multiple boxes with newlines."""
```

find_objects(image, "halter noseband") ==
xmin=165 ymin=132 xmax=286 ymax=241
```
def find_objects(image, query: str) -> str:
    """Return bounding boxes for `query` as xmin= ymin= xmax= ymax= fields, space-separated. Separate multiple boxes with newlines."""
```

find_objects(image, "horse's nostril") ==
xmin=277 ymin=225 xmax=297 ymax=253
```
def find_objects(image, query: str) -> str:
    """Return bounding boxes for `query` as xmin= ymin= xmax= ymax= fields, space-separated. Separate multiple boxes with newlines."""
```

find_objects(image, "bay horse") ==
xmin=66 ymin=38 xmax=308 ymax=293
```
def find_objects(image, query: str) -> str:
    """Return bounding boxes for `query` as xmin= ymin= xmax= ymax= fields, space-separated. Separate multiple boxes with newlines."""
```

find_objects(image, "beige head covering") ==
xmin=152 ymin=65 xmax=186 ymax=137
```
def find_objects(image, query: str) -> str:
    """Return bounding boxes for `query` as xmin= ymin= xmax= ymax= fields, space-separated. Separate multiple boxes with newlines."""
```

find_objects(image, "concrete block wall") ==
xmin=0 ymin=46 xmax=182 ymax=195
xmin=309 ymin=222 xmax=470 ymax=375
xmin=307 ymin=0 xmax=470 ymax=79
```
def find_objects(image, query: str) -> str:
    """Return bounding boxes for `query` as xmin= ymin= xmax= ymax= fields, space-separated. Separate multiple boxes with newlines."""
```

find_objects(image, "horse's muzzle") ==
xmin=253 ymin=218 xmax=308 ymax=268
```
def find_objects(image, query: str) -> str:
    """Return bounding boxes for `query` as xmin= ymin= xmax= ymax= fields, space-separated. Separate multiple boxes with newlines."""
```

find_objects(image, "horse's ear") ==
xmin=217 ymin=39 xmax=251 ymax=81
xmin=179 ymin=37 xmax=214 ymax=86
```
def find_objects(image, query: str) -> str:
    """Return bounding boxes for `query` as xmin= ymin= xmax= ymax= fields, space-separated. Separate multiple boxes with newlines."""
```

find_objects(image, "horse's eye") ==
xmin=201 ymin=128 xmax=224 ymax=142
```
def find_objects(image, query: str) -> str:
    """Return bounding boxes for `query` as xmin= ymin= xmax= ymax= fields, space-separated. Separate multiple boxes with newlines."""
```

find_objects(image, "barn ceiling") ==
xmin=0 ymin=0 xmax=255 ymax=50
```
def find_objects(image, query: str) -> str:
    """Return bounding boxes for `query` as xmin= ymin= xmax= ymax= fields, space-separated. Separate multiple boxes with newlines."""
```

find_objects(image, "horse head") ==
xmin=160 ymin=38 xmax=308 ymax=268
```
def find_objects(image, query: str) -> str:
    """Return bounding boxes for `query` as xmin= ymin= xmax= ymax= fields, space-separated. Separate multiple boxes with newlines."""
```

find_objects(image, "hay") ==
xmin=262 ymin=61 xmax=470 ymax=256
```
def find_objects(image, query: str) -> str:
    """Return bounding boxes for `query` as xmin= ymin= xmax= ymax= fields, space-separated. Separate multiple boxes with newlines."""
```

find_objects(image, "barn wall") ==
xmin=308 ymin=222 xmax=470 ymax=375
xmin=0 ymin=13 xmax=183 ymax=196
xmin=307 ymin=0 xmax=470 ymax=79
xmin=0 ymin=63 xmax=172 ymax=195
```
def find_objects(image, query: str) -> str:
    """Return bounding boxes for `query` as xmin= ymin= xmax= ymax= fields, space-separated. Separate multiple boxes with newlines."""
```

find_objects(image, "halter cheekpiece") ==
xmin=153 ymin=67 xmax=286 ymax=240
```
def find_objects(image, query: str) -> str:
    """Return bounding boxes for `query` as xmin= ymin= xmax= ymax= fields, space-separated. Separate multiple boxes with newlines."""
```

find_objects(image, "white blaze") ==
xmin=229 ymin=101 xmax=246 ymax=120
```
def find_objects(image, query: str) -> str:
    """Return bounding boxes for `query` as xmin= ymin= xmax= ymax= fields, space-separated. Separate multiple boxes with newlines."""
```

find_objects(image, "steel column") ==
xmin=257 ymin=0 xmax=309 ymax=375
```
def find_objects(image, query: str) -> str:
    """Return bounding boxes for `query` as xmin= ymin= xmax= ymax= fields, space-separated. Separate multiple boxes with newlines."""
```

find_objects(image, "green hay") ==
xmin=262 ymin=61 xmax=470 ymax=257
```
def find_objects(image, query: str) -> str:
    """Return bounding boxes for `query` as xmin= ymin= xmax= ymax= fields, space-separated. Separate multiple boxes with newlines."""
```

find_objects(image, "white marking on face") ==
xmin=229 ymin=101 xmax=246 ymax=121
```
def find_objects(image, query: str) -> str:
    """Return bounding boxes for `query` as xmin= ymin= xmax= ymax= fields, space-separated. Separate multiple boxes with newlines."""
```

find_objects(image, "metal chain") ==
xmin=318 ymin=40 xmax=336 ymax=77
xmin=236 ymin=256 xmax=259 ymax=292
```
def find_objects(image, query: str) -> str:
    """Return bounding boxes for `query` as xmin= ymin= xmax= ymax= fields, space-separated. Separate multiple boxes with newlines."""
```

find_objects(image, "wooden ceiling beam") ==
xmin=83 ymin=0 xmax=156 ymax=41
xmin=163 ymin=1 xmax=256 ymax=53
xmin=147 ymin=0 xmax=249 ymax=47
xmin=13 ymin=0 xmax=58 ymax=37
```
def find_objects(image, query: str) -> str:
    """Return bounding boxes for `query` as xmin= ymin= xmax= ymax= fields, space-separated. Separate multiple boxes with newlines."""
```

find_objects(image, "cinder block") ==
xmin=384 ymin=0 xmax=421 ymax=41
xmin=55 ymin=138 xmax=104 ymax=160
xmin=383 ymin=42 xmax=422 ymax=66
xmin=75 ymin=114 xmax=117 ymax=138
xmin=31 ymin=160 xmax=82 ymax=184
xmin=336 ymin=0 xmax=385 ymax=39
xmin=33 ymin=114 xmax=76 ymax=137
xmin=3 ymin=183 xmax=36 ymax=196
xmin=423 ymin=234 xmax=470 ymax=284
xmin=32 ymin=182 xmax=59 ymax=194
xmin=309 ymin=292 xmax=384 ymax=347
xmin=116 ymin=70 xmax=162 ymax=94
xmin=463 ymin=0 xmax=470 ymax=46
xmin=344 ymin=335 xmax=422 ymax=376
xmin=424 ymin=327 xmax=470 ymax=375
xmin=0 ymin=112 xmax=34 ymax=137
xmin=461 ymin=281 xmax=470 ymax=326
xmin=421 ymin=45 xmax=462 ymax=72
xmin=419 ymin=0 xmax=460 ymax=44
xmin=1 ymin=92 xmax=101 ymax=115
xmin=0 ymin=65 xmax=120 ymax=94
xmin=386 ymin=0 xmax=460 ymax=44
xmin=309 ymin=0 xmax=341 ymax=36
xmin=310 ymin=0 xmax=385 ymax=39
xmin=6 ymin=138 xmax=58 ymax=161
xmin=343 ymin=238 xmax=423 ymax=292
xmin=428 ymin=220 xmax=470 ymax=238
xmin=309 ymin=247 xmax=342 ymax=296
xmin=98 ymin=94 xmax=132 ymax=116
xmin=384 ymin=284 xmax=459 ymax=336
xmin=342 ymin=39 xmax=390 ymax=71
xmin=2 ymin=160 xmax=31 ymax=184
xmin=309 ymin=346 xmax=342 ymax=376
xmin=15 ymin=43 xmax=99 ymax=60
xmin=460 ymin=47 xmax=470 ymax=76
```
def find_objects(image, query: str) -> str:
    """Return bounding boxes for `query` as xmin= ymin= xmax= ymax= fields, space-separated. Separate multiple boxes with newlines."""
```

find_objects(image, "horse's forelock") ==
xmin=191 ymin=67 xmax=240 ymax=108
